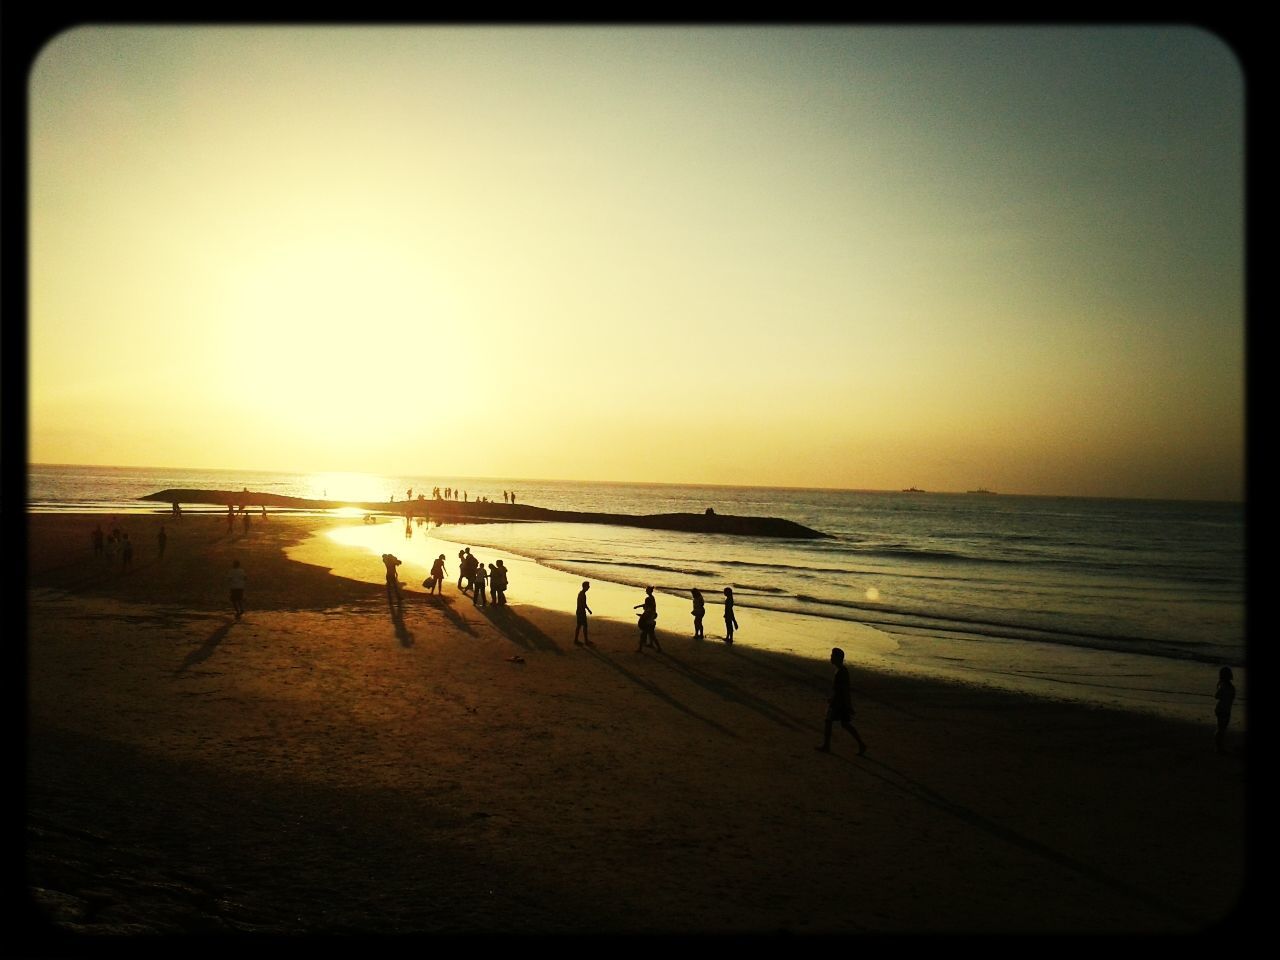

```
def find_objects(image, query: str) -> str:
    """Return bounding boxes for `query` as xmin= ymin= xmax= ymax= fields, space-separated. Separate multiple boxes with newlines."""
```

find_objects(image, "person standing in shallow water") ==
xmin=574 ymin=581 xmax=594 ymax=647
xmin=817 ymin=647 xmax=866 ymax=756
xmin=723 ymin=587 xmax=738 ymax=643
xmin=228 ymin=559 xmax=247 ymax=620
xmin=1215 ymin=666 xmax=1237 ymax=755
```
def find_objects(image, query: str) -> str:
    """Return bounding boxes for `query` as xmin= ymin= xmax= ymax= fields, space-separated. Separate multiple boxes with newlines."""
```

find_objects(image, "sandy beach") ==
xmin=24 ymin=512 xmax=1250 ymax=938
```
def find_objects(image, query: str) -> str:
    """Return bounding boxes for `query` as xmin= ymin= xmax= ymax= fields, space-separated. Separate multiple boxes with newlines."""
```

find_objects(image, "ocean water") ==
xmin=27 ymin=463 xmax=1246 ymax=723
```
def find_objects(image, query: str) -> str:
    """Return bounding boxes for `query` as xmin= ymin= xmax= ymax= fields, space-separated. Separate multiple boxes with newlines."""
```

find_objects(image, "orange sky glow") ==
xmin=28 ymin=26 xmax=1245 ymax=500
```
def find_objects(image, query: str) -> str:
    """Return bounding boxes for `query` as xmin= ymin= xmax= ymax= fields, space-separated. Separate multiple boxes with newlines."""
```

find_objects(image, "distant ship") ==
xmin=901 ymin=487 xmax=926 ymax=493
xmin=967 ymin=488 xmax=998 ymax=495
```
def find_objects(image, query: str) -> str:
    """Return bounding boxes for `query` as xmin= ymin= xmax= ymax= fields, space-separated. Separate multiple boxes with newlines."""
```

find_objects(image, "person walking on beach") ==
xmin=723 ymin=587 xmax=739 ymax=644
xmin=472 ymin=558 xmax=489 ymax=607
xmin=492 ymin=560 xmax=508 ymax=605
xmin=574 ymin=581 xmax=594 ymax=647
xmin=1215 ymin=666 xmax=1237 ymax=755
xmin=634 ymin=586 xmax=660 ymax=652
xmin=428 ymin=554 xmax=447 ymax=596
xmin=382 ymin=553 xmax=403 ymax=610
xmin=157 ymin=523 xmax=167 ymax=559
xmin=228 ymin=559 xmax=247 ymax=620
xmin=816 ymin=647 xmax=866 ymax=756
xmin=691 ymin=588 xmax=706 ymax=639
xmin=91 ymin=524 xmax=105 ymax=559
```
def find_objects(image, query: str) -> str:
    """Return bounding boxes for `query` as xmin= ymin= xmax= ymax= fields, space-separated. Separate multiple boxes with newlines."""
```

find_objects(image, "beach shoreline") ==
xmin=25 ymin=512 xmax=1250 ymax=936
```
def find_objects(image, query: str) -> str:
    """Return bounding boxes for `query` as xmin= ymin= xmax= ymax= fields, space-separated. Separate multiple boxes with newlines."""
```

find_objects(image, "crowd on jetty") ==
xmin=393 ymin=486 xmax=517 ymax=507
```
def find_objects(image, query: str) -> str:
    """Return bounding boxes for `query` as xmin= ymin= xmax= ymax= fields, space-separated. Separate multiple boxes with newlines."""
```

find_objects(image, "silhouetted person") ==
xmin=242 ymin=511 xmax=251 ymax=534
xmin=472 ymin=559 xmax=488 ymax=607
xmin=817 ymin=647 xmax=866 ymax=756
xmin=723 ymin=587 xmax=738 ymax=644
xmin=1215 ymin=666 xmax=1237 ymax=755
xmin=492 ymin=560 xmax=508 ymax=605
xmin=634 ymin=586 xmax=659 ymax=652
xmin=92 ymin=524 xmax=104 ymax=559
xmin=228 ymin=559 xmax=246 ymax=620
xmin=171 ymin=501 xmax=181 ymax=518
xmin=157 ymin=523 xmax=167 ymax=559
xmin=428 ymin=554 xmax=447 ymax=595
xmin=510 ymin=491 xmax=516 ymax=505
xmin=574 ymin=581 xmax=594 ymax=646
xmin=226 ymin=504 xmax=235 ymax=532
xmin=691 ymin=588 xmax=705 ymax=639
xmin=382 ymin=553 xmax=403 ymax=610
xmin=463 ymin=547 xmax=478 ymax=593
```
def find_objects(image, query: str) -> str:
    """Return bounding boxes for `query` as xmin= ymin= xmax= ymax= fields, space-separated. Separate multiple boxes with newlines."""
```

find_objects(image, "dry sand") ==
xmin=24 ymin=513 xmax=1251 ymax=939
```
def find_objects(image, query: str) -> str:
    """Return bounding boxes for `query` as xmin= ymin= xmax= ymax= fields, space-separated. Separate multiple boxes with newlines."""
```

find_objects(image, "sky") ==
xmin=27 ymin=25 xmax=1245 ymax=500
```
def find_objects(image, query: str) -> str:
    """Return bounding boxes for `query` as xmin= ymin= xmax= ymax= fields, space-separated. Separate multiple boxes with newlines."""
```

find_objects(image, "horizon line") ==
xmin=26 ymin=461 xmax=1244 ymax=506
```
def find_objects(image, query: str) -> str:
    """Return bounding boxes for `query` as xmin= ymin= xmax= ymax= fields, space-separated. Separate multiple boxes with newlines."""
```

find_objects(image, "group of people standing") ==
xmin=576 ymin=578 xmax=866 ymax=755
xmin=628 ymin=584 xmax=737 ymax=652
xmin=418 ymin=487 xmax=518 ymax=505
xmin=91 ymin=521 xmax=170 ymax=570
xmin=447 ymin=547 xmax=509 ymax=607
xmin=567 ymin=581 xmax=740 ymax=652
xmin=380 ymin=545 xmax=511 ymax=609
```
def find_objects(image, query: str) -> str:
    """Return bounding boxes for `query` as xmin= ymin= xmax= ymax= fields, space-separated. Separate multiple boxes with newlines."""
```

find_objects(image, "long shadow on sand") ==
xmin=654 ymin=647 xmax=810 ymax=733
xmin=726 ymin=643 xmax=920 ymax=721
xmin=386 ymin=592 xmax=414 ymax=647
xmin=479 ymin=606 xmax=565 ymax=654
xmin=424 ymin=594 xmax=478 ymax=637
xmin=175 ymin=620 xmax=235 ymax=673
xmin=584 ymin=647 xmax=738 ymax=740
xmin=829 ymin=751 xmax=1197 ymax=928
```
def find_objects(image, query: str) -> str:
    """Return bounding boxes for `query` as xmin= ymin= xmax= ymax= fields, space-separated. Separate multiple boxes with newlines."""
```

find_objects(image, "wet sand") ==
xmin=24 ymin=513 xmax=1251 ymax=938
